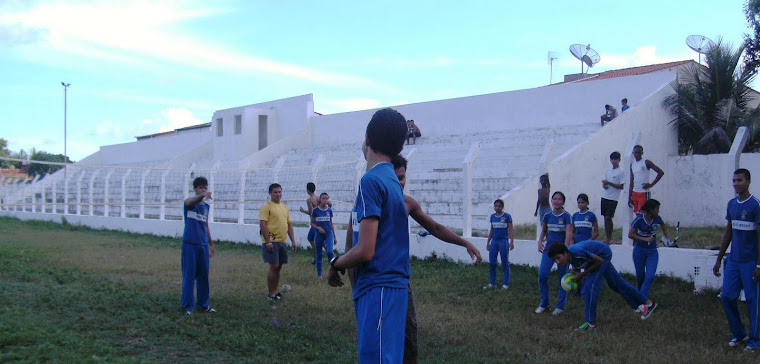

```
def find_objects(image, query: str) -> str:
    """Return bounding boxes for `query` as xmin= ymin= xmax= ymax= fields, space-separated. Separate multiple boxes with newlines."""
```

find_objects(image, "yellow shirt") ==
xmin=260 ymin=201 xmax=291 ymax=243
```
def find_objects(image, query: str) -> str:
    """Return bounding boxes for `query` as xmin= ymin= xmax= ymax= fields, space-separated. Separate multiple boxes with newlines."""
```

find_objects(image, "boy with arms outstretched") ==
xmin=548 ymin=240 xmax=657 ymax=332
xmin=181 ymin=177 xmax=216 ymax=315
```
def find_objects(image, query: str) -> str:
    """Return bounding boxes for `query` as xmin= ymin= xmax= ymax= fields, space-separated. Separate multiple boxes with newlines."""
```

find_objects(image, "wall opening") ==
xmin=258 ymin=115 xmax=268 ymax=150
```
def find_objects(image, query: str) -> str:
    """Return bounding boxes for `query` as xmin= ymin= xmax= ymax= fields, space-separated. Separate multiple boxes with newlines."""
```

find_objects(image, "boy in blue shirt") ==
xmin=327 ymin=108 xmax=410 ymax=363
xmin=181 ymin=177 xmax=216 ymax=315
xmin=311 ymin=192 xmax=337 ymax=278
xmin=485 ymin=199 xmax=514 ymax=289
xmin=713 ymin=168 xmax=760 ymax=351
xmin=548 ymin=240 xmax=657 ymax=332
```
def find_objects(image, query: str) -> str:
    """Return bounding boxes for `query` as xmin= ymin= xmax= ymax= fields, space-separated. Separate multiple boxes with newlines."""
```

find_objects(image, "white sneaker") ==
xmin=552 ymin=308 xmax=564 ymax=316
xmin=483 ymin=284 xmax=494 ymax=290
xmin=501 ymin=285 xmax=509 ymax=290
xmin=535 ymin=306 xmax=548 ymax=314
xmin=634 ymin=306 xmax=643 ymax=313
xmin=729 ymin=336 xmax=749 ymax=347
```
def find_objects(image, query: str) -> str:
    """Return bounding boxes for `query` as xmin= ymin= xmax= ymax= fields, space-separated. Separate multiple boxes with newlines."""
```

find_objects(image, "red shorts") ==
xmin=631 ymin=191 xmax=650 ymax=214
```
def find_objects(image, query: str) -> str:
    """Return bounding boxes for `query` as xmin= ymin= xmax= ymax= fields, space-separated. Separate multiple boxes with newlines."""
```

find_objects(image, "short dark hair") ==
xmin=552 ymin=191 xmax=566 ymax=204
xmin=547 ymin=243 xmax=569 ymax=259
xmin=192 ymin=177 xmax=208 ymax=188
xmin=268 ymin=183 xmax=281 ymax=192
xmin=605 ymin=104 xmax=611 ymax=110
xmin=622 ymin=98 xmax=628 ymax=103
xmin=391 ymin=154 xmax=408 ymax=171
xmin=540 ymin=173 xmax=549 ymax=184
xmin=610 ymin=151 xmax=621 ymax=160
xmin=577 ymin=193 xmax=589 ymax=204
xmin=641 ymin=199 xmax=660 ymax=213
xmin=319 ymin=192 xmax=329 ymax=199
xmin=366 ymin=108 xmax=407 ymax=157
xmin=306 ymin=182 xmax=316 ymax=193
xmin=493 ymin=199 xmax=504 ymax=207
xmin=735 ymin=168 xmax=751 ymax=180
xmin=633 ymin=145 xmax=643 ymax=151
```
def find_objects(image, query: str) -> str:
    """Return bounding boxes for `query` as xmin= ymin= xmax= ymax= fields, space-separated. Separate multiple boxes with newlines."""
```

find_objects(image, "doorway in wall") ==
xmin=258 ymin=115 xmax=268 ymax=150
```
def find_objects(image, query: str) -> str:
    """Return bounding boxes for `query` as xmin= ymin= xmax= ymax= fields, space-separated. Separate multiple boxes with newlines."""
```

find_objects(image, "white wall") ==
xmin=311 ymin=72 xmax=677 ymax=145
xmin=98 ymin=130 xmax=213 ymax=167
xmin=0 ymin=210 xmax=721 ymax=292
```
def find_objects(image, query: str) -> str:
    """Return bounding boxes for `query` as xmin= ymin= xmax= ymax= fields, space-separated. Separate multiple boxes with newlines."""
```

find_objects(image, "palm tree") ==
xmin=662 ymin=40 xmax=760 ymax=154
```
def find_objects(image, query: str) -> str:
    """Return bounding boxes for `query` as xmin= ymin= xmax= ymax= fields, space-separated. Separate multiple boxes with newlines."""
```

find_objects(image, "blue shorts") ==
xmin=261 ymin=242 xmax=288 ymax=265
xmin=355 ymin=286 xmax=408 ymax=363
xmin=307 ymin=227 xmax=316 ymax=242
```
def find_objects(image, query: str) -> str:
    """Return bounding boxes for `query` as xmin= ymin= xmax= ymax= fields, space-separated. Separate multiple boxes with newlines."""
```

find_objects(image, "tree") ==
xmin=0 ymin=138 xmax=10 ymax=168
xmin=745 ymin=0 xmax=760 ymax=74
xmin=26 ymin=150 xmax=74 ymax=178
xmin=662 ymin=40 xmax=760 ymax=154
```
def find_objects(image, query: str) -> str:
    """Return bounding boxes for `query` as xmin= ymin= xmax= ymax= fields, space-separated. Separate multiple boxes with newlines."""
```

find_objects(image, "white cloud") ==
xmin=158 ymin=108 xmax=204 ymax=132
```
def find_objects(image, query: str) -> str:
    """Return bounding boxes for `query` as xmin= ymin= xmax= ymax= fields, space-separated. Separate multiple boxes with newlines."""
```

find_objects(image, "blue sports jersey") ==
xmin=726 ymin=195 xmax=760 ymax=263
xmin=352 ymin=162 xmax=410 ymax=301
xmin=630 ymin=214 xmax=663 ymax=249
xmin=490 ymin=212 xmax=512 ymax=240
xmin=183 ymin=202 xmax=210 ymax=245
xmin=311 ymin=206 xmax=334 ymax=233
xmin=567 ymin=240 xmax=612 ymax=269
xmin=543 ymin=210 xmax=572 ymax=243
xmin=572 ymin=210 xmax=597 ymax=242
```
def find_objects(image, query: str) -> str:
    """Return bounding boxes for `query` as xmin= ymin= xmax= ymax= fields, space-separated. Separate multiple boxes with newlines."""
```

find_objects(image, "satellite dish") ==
xmin=569 ymin=44 xmax=600 ymax=74
xmin=686 ymin=35 xmax=715 ymax=64
xmin=547 ymin=51 xmax=559 ymax=84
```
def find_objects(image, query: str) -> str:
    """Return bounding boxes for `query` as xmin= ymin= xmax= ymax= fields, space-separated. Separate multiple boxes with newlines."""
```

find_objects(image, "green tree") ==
xmin=0 ymin=138 xmax=10 ymax=168
xmin=744 ymin=0 xmax=760 ymax=74
xmin=662 ymin=40 xmax=760 ymax=154
xmin=26 ymin=150 xmax=74 ymax=178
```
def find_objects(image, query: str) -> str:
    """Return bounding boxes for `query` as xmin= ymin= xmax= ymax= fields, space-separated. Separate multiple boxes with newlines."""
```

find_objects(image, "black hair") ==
xmin=610 ymin=151 xmax=621 ymax=160
xmin=366 ymin=108 xmax=407 ymax=157
xmin=605 ymin=104 xmax=611 ymax=110
xmin=547 ymin=243 xmax=569 ymax=259
xmin=622 ymin=98 xmax=628 ymax=103
xmin=268 ymin=183 xmax=281 ymax=192
xmin=306 ymin=182 xmax=316 ymax=193
xmin=192 ymin=176 xmax=208 ymax=188
xmin=494 ymin=199 xmax=504 ymax=207
xmin=633 ymin=145 xmax=643 ymax=151
xmin=540 ymin=173 xmax=550 ymax=184
xmin=319 ymin=192 xmax=329 ymax=199
xmin=577 ymin=193 xmax=589 ymax=204
xmin=391 ymin=154 xmax=408 ymax=171
xmin=735 ymin=168 xmax=751 ymax=180
xmin=552 ymin=191 xmax=566 ymax=204
xmin=641 ymin=199 xmax=660 ymax=214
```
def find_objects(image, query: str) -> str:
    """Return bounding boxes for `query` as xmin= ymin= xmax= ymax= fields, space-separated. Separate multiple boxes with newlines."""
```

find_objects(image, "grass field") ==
xmin=0 ymin=217 xmax=753 ymax=363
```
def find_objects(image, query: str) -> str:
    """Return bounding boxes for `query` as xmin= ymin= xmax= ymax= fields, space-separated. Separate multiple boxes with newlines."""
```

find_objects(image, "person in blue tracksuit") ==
xmin=327 ymin=108 xmax=410 ymax=363
xmin=548 ymin=240 xmax=657 ymax=332
xmin=572 ymin=193 xmax=599 ymax=243
xmin=181 ymin=176 xmax=216 ymax=315
xmin=628 ymin=199 xmax=671 ymax=298
xmin=536 ymin=191 xmax=573 ymax=315
xmin=485 ymin=199 xmax=514 ymax=290
xmin=713 ymin=168 xmax=760 ymax=352
xmin=311 ymin=192 xmax=337 ymax=278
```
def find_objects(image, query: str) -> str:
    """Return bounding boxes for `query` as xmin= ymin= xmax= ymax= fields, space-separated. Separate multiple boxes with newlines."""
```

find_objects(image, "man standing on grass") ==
xmin=601 ymin=151 xmax=625 ymax=244
xmin=299 ymin=182 xmax=320 ymax=264
xmin=181 ymin=177 xmax=216 ymax=315
xmin=260 ymin=183 xmax=297 ymax=301
xmin=713 ymin=168 xmax=760 ymax=352
xmin=327 ymin=108 xmax=409 ymax=363
xmin=628 ymin=145 xmax=664 ymax=214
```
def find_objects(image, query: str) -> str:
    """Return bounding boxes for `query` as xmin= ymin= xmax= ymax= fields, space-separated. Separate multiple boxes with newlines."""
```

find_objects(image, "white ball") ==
xmin=281 ymin=284 xmax=291 ymax=292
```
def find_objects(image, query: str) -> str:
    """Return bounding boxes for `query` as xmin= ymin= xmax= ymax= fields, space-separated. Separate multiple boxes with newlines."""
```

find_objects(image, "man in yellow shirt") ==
xmin=260 ymin=183 xmax=297 ymax=300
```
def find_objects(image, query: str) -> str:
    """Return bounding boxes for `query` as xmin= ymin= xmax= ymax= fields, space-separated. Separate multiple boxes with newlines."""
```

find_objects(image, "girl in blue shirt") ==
xmin=485 ymin=199 xmax=514 ymax=289
xmin=628 ymin=199 xmax=671 ymax=298
xmin=536 ymin=191 xmax=573 ymax=315
xmin=572 ymin=193 xmax=599 ymax=243
xmin=311 ymin=193 xmax=337 ymax=278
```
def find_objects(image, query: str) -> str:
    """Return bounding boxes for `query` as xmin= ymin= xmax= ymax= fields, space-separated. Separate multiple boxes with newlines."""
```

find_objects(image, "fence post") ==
xmin=728 ymin=126 xmax=749 ymax=198
xmin=140 ymin=170 xmax=150 ymax=219
xmin=88 ymin=170 xmax=100 ymax=216
xmin=622 ymin=131 xmax=641 ymax=247
xmin=272 ymin=156 xmax=287 ymax=183
xmin=30 ymin=175 xmax=40 ymax=213
xmin=76 ymin=171 xmax=85 ymax=215
xmin=185 ymin=163 xmax=197 ymax=202
xmin=536 ymin=139 xmax=555 ymax=240
xmin=463 ymin=141 xmax=482 ymax=238
xmin=64 ymin=169 xmax=71 ymax=214
xmin=159 ymin=169 xmax=169 ymax=220
xmin=0 ymin=177 xmax=5 ymax=211
xmin=208 ymin=161 xmax=220 ymax=223
xmin=354 ymin=152 xmax=367 ymax=198
xmin=239 ymin=161 xmax=250 ymax=224
xmin=311 ymin=154 xmax=326 ymax=184
xmin=403 ymin=148 xmax=417 ymax=190
xmin=121 ymin=170 xmax=131 ymax=218
xmin=104 ymin=169 xmax=114 ymax=217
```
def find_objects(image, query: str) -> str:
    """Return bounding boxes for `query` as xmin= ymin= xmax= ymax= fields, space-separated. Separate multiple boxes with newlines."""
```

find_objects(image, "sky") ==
xmin=0 ymin=0 xmax=753 ymax=161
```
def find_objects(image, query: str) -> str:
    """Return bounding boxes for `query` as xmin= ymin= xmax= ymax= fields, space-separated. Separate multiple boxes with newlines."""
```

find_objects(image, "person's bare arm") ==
xmin=207 ymin=219 xmax=215 ymax=258
xmin=628 ymin=164 xmax=634 ymax=207
xmin=573 ymin=254 xmax=605 ymax=281
xmin=408 ymin=195 xmax=481 ymax=263
xmin=629 ymin=226 xmax=654 ymax=242
xmin=713 ymin=221 xmax=733 ymax=277
xmin=185 ymin=192 xmax=209 ymax=208
xmin=591 ymin=220 xmax=599 ymax=241
xmin=287 ymin=222 xmax=296 ymax=251
xmin=300 ymin=199 xmax=316 ymax=215
xmin=538 ymin=222 xmax=548 ymax=252
xmin=564 ymin=223 xmax=573 ymax=246
xmin=260 ymin=220 xmax=274 ymax=253
xmin=644 ymin=160 xmax=664 ymax=189
xmin=344 ymin=214 xmax=355 ymax=287
xmin=508 ymin=221 xmax=515 ymax=250
xmin=333 ymin=217 xmax=379 ymax=269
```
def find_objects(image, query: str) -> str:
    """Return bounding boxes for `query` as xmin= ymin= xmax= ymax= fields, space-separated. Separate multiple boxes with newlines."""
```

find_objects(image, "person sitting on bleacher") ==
xmin=600 ymin=105 xmax=617 ymax=127
xmin=406 ymin=119 xmax=421 ymax=145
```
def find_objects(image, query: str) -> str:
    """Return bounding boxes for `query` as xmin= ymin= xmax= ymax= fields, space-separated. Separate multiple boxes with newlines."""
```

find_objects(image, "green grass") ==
xmin=0 ymin=217 xmax=752 ymax=363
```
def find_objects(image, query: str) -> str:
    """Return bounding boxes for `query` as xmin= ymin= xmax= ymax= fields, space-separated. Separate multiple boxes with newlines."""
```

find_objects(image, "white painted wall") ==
xmin=98 ymin=129 xmax=213 ymax=167
xmin=311 ymin=72 xmax=677 ymax=145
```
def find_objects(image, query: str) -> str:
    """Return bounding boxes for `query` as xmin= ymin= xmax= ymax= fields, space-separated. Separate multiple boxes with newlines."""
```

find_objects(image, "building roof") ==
xmin=135 ymin=122 xmax=211 ymax=140
xmin=558 ymin=60 xmax=696 ymax=85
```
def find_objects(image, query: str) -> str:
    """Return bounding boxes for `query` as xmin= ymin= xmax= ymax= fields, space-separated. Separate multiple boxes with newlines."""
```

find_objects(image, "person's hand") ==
xmin=628 ymin=199 xmax=633 ymax=208
xmin=266 ymin=243 xmax=274 ymax=253
xmin=647 ymin=236 xmax=655 ymax=243
xmin=534 ymin=211 xmax=538 ymax=217
xmin=333 ymin=236 xmax=338 ymax=245
xmin=538 ymin=241 xmax=545 ymax=253
xmin=317 ymin=227 xmax=326 ymax=235
xmin=602 ymin=180 xmax=609 ymax=190
xmin=291 ymin=242 xmax=298 ymax=252
xmin=465 ymin=242 xmax=482 ymax=264
xmin=204 ymin=191 xmax=213 ymax=199
xmin=209 ymin=244 xmax=216 ymax=258
xmin=327 ymin=266 xmax=344 ymax=287
xmin=713 ymin=262 xmax=721 ymax=277
xmin=510 ymin=242 xmax=515 ymax=251
xmin=571 ymin=274 xmax=583 ymax=283
xmin=486 ymin=242 xmax=490 ymax=251
xmin=300 ymin=206 xmax=307 ymax=213
xmin=643 ymin=183 xmax=653 ymax=189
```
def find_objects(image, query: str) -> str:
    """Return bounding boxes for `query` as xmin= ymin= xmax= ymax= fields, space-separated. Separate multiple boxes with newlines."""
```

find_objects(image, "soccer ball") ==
xmin=561 ymin=273 xmax=579 ymax=292
xmin=281 ymin=284 xmax=291 ymax=292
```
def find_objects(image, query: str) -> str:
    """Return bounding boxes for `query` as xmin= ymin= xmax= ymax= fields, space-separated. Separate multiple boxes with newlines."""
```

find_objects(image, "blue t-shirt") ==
xmin=311 ymin=206 xmax=334 ymax=234
xmin=631 ymin=214 xmax=663 ymax=249
xmin=622 ymin=105 xmax=630 ymax=112
xmin=567 ymin=240 xmax=612 ymax=269
xmin=726 ymin=195 xmax=760 ymax=263
xmin=543 ymin=210 xmax=572 ymax=244
xmin=183 ymin=202 xmax=209 ymax=245
xmin=352 ymin=162 xmax=410 ymax=301
xmin=490 ymin=212 xmax=512 ymax=240
xmin=572 ymin=210 xmax=597 ymax=243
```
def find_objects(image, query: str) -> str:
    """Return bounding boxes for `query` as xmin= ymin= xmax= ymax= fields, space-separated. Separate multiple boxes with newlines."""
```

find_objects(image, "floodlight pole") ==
xmin=61 ymin=82 xmax=70 ymax=179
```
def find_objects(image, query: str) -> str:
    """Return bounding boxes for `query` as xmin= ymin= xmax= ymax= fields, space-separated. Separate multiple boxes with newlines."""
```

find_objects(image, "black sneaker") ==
xmin=202 ymin=307 xmax=216 ymax=313
xmin=268 ymin=293 xmax=283 ymax=301
xmin=640 ymin=303 xmax=658 ymax=320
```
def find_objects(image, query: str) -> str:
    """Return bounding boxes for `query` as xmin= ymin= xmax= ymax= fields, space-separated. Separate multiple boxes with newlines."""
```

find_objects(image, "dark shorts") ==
xmin=600 ymin=198 xmax=619 ymax=218
xmin=404 ymin=285 xmax=418 ymax=361
xmin=261 ymin=242 xmax=288 ymax=265
xmin=307 ymin=227 xmax=316 ymax=242
xmin=602 ymin=115 xmax=613 ymax=122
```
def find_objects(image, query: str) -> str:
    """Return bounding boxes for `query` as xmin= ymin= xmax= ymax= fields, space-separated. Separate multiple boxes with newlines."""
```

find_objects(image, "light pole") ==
xmin=61 ymin=82 xmax=70 ymax=178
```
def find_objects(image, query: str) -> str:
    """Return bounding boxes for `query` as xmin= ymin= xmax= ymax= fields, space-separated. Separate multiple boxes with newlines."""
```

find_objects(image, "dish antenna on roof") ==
xmin=686 ymin=35 xmax=715 ymax=65
xmin=547 ymin=51 xmax=559 ymax=84
xmin=569 ymin=44 xmax=600 ymax=74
